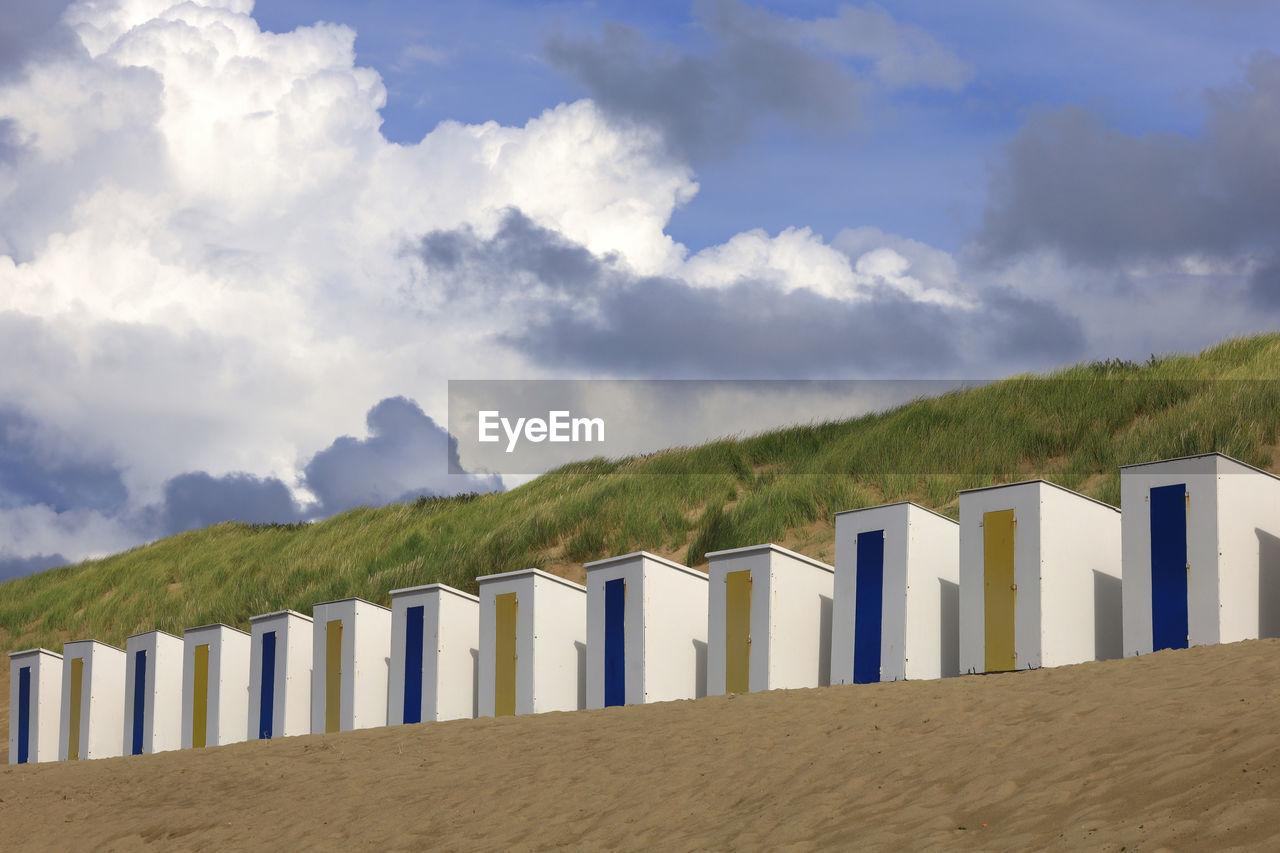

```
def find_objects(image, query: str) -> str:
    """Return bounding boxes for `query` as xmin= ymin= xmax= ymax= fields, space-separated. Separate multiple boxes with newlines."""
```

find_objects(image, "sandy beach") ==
xmin=1 ymin=639 xmax=1278 ymax=850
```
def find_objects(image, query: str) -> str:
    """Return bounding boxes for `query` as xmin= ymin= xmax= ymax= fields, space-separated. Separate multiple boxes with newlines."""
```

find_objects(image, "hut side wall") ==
xmin=1215 ymin=459 xmax=1280 ymax=644
xmin=764 ymin=552 xmax=834 ymax=690
xmin=641 ymin=558 xmax=708 ymax=703
xmin=529 ymin=578 xmax=586 ymax=713
xmin=1038 ymin=488 xmax=1122 ymax=668
xmin=903 ymin=507 xmax=961 ymax=681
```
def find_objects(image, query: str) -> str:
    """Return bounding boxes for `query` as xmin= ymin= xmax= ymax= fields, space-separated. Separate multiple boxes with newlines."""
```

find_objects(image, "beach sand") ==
xmin=2 ymin=639 xmax=1279 ymax=850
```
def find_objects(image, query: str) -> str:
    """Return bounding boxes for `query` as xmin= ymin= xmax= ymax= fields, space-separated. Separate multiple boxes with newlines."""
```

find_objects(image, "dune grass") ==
xmin=2 ymin=333 xmax=1279 ymax=655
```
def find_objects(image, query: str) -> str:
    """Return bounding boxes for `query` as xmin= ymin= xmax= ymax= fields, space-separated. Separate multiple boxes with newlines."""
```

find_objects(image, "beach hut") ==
xmin=8 ymin=649 xmax=62 ymax=764
xmin=831 ymin=502 xmax=960 ymax=685
xmin=248 ymin=610 xmax=313 ymax=739
xmin=477 ymin=568 xmax=586 ymax=717
xmin=182 ymin=624 xmax=251 ymax=749
xmin=706 ymin=544 xmax=835 ymax=695
xmin=958 ymin=480 xmax=1122 ymax=674
xmin=123 ymin=630 xmax=183 ymax=755
xmin=584 ymin=552 xmax=709 ymax=708
xmin=59 ymin=640 xmax=126 ymax=761
xmin=310 ymin=598 xmax=392 ymax=733
xmin=1120 ymin=452 xmax=1280 ymax=656
xmin=388 ymin=584 xmax=479 ymax=725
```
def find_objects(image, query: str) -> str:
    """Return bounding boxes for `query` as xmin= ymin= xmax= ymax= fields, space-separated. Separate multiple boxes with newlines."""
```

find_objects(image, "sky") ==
xmin=2 ymin=0 xmax=1280 ymax=579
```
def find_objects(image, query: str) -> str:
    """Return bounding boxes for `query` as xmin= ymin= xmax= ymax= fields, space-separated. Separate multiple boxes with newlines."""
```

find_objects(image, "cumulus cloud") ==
xmin=303 ymin=397 xmax=502 ymax=516
xmin=0 ymin=392 xmax=504 ymax=567
xmin=156 ymin=471 xmax=302 ymax=535
xmin=0 ymin=0 xmax=1153 ymax=582
xmin=545 ymin=0 xmax=970 ymax=161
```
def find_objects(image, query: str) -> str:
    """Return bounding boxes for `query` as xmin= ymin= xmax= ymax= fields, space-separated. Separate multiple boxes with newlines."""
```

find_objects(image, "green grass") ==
xmin=3 ymin=333 xmax=1280 ymax=655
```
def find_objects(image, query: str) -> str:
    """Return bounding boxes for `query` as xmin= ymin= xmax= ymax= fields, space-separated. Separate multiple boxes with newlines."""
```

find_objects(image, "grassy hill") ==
xmin=2 ymin=333 xmax=1279 ymax=655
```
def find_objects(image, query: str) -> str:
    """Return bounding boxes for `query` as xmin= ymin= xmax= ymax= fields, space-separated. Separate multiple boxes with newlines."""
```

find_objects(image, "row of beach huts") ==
xmin=9 ymin=452 xmax=1280 ymax=764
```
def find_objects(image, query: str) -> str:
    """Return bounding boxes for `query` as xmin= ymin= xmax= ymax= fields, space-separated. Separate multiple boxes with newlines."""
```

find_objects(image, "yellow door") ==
xmin=983 ymin=509 xmax=1017 ymax=672
xmin=495 ymin=593 xmax=518 ymax=716
xmin=67 ymin=657 xmax=84 ymax=760
xmin=192 ymin=644 xmax=210 ymax=748
xmin=725 ymin=570 xmax=752 ymax=693
xmin=325 ymin=620 xmax=343 ymax=733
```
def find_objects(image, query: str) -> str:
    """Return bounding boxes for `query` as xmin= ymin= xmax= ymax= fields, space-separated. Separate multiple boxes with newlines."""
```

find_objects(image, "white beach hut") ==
xmin=706 ymin=544 xmax=835 ymax=695
xmin=477 ymin=568 xmax=586 ymax=717
xmin=958 ymin=480 xmax=1122 ymax=674
xmin=388 ymin=584 xmax=479 ymax=725
xmin=8 ymin=648 xmax=62 ymax=764
xmin=584 ymin=551 xmax=709 ymax=708
xmin=831 ymin=502 xmax=960 ymax=685
xmin=59 ymin=640 xmax=126 ymax=761
xmin=1120 ymin=452 xmax=1280 ymax=656
xmin=310 ymin=598 xmax=392 ymax=733
xmin=123 ymin=630 xmax=183 ymax=755
xmin=248 ymin=610 xmax=313 ymax=740
xmin=182 ymin=624 xmax=251 ymax=749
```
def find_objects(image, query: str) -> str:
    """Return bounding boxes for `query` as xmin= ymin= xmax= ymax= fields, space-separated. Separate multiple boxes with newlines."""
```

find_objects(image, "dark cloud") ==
xmin=158 ymin=471 xmax=303 ymax=535
xmin=978 ymin=107 xmax=1210 ymax=264
xmin=0 ymin=395 xmax=505 ymax=574
xmin=0 ymin=405 xmax=128 ymax=513
xmin=546 ymin=0 xmax=972 ymax=162
xmin=0 ymin=0 xmax=77 ymax=80
xmin=0 ymin=551 xmax=67 ymax=583
xmin=1247 ymin=256 xmax=1280 ymax=310
xmin=303 ymin=396 xmax=502 ymax=515
xmin=419 ymin=211 xmax=606 ymax=299
xmin=977 ymin=51 xmax=1280 ymax=312
xmin=545 ymin=18 xmax=855 ymax=161
xmin=155 ymin=397 xmax=504 ymax=530
xmin=506 ymin=279 xmax=1082 ymax=378
xmin=418 ymin=209 xmax=1083 ymax=378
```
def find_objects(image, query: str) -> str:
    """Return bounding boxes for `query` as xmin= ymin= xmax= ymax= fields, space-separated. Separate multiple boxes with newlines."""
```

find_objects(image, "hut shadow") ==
xmin=939 ymin=579 xmax=960 ymax=677
xmin=1258 ymin=529 xmax=1280 ymax=638
xmin=819 ymin=594 xmax=833 ymax=686
xmin=1093 ymin=570 xmax=1123 ymax=660
xmin=574 ymin=641 xmax=587 ymax=710
xmin=692 ymin=639 xmax=707 ymax=698
xmin=470 ymin=648 xmax=480 ymax=719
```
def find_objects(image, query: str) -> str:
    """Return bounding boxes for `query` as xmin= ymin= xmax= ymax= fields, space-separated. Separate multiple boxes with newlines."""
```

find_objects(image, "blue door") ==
xmin=853 ymin=530 xmax=885 ymax=684
xmin=604 ymin=578 xmax=626 ymax=706
xmin=259 ymin=632 xmax=276 ymax=739
xmin=404 ymin=606 xmax=425 ymax=724
xmin=1151 ymin=484 xmax=1189 ymax=651
xmin=131 ymin=649 xmax=147 ymax=755
xmin=16 ymin=666 xmax=30 ymax=764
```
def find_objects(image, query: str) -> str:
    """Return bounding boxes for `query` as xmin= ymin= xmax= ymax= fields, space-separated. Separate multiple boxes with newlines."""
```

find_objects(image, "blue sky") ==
xmin=2 ymin=0 xmax=1280 ymax=577
xmin=255 ymin=0 xmax=1280 ymax=252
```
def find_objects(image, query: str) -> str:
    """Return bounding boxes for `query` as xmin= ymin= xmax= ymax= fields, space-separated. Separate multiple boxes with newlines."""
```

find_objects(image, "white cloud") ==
xmin=680 ymin=226 xmax=862 ymax=299
xmin=678 ymin=223 xmax=971 ymax=306
xmin=0 ymin=0 xmax=998 ymax=568
xmin=0 ymin=504 xmax=140 ymax=564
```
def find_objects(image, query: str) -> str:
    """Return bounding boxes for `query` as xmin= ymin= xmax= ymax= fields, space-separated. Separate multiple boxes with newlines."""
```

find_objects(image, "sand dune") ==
xmin=3 ymin=640 xmax=1279 ymax=850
